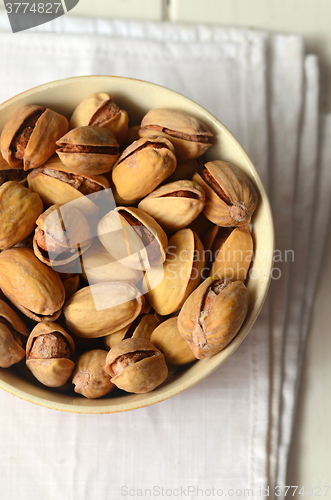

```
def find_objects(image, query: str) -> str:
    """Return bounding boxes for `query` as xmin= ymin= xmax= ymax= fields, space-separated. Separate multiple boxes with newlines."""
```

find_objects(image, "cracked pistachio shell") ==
xmin=33 ymin=204 xmax=92 ymax=267
xmin=193 ymin=160 xmax=258 ymax=226
xmin=27 ymin=158 xmax=110 ymax=216
xmin=26 ymin=322 xmax=75 ymax=387
xmin=112 ymin=136 xmax=177 ymax=201
xmin=97 ymin=206 xmax=168 ymax=271
xmin=150 ymin=316 xmax=196 ymax=366
xmin=0 ymin=248 xmax=65 ymax=322
xmin=0 ymin=299 xmax=28 ymax=368
xmin=0 ymin=181 xmax=43 ymax=250
xmin=56 ymin=126 xmax=119 ymax=175
xmin=166 ymin=158 xmax=199 ymax=183
xmin=72 ymin=349 xmax=115 ymax=399
xmin=143 ymin=228 xmax=205 ymax=316
xmin=138 ymin=180 xmax=205 ymax=233
xmin=62 ymin=274 xmax=80 ymax=302
xmin=64 ymin=281 xmax=145 ymax=338
xmin=81 ymin=240 xmax=143 ymax=285
xmin=105 ymin=338 xmax=168 ymax=394
xmin=139 ymin=108 xmax=213 ymax=160
xmin=0 ymin=104 xmax=68 ymax=170
xmin=70 ymin=93 xmax=129 ymax=145
xmin=178 ymin=278 xmax=249 ymax=359
xmin=209 ymin=226 xmax=253 ymax=282
xmin=103 ymin=312 xmax=160 ymax=349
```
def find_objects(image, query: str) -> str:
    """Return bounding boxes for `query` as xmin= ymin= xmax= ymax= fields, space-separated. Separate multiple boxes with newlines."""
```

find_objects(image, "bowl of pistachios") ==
xmin=0 ymin=76 xmax=274 ymax=413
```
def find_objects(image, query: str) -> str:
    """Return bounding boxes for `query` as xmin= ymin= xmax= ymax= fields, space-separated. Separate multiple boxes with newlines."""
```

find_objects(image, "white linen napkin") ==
xmin=0 ymin=13 xmax=330 ymax=500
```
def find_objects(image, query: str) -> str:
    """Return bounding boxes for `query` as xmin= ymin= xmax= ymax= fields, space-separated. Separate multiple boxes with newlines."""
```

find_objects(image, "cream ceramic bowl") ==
xmin=0 ymin=76 xmax=274 ymax=413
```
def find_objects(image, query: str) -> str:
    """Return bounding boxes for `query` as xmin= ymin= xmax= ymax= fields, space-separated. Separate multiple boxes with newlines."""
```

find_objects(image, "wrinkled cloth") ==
xmin=0 ymin=13 xmax=330 ymax=500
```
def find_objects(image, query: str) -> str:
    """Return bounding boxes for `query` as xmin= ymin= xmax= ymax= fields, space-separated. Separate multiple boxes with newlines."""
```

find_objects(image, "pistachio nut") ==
xmin=62 ymin=274 xmax=80 ymax=302
xmin=70 ymin=93 xmax=129 ymax=145
xmin=33 ymin=204 xmax=92 ymax=267
xmin=112 ymin=136 xmax=177 ymax=201
xmin=26 ymin=322 xmax=75 ymax=387
xmin=0 ymin=151 xmax=27 ymax=185
xmin=166 ymin=158 xmax=199 ymax=183
xmin=178 ymin=278 xmax=249 ymax=359
xmin=0 ymin=248 xmax=65 ymax=322
xmin=27 ymin=158 xmax=110 ymax=216
xmin=209 ymin=226 xmax=253 ymax=282
xmin=72 ymin=349 xmax=115 ymax=399
xmin=81 ymin=239 xmax=143 ymax=285
xmin=0 ymin=181 xmax=43 ymax=250
xmin=150 ymin=317 xmax=196 ymax=366
xmin=103 ymin=312 xmax=160 ymax=349
xmin=105 ymin=338 xmax=168 ymax=393
xmin=139 ymin=108 xmax=213 ymax=160
xmin=121 ymin=125 xmax=140 ymax=150
xmin=193 ymin=160 xmax=258 ymax=226
xmin=143 ymin=228 xmax=205 ymax=316
xmin=97 ymin=206 xmax=168 ymax=271
xmin=64 ymin=281 xmax=145 ymax=338
xmin=138 ymin=180 xmax=205 ymax=233
xmin=56 ymin=126 xmax=119 ymax=176
xmin=0 ymin=299 xmax=29 ymax=368
xmin=0 ymin=104 xmax=68 ymax=170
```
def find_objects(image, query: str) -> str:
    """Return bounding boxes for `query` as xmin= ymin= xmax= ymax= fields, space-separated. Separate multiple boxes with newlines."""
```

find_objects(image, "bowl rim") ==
xmin=0 ymin=75 xmax=275 ymax=413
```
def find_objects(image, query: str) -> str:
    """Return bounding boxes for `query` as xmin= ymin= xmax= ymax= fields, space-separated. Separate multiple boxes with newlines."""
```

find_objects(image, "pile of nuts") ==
xmin=0 ymin=91 xmax=258 ymax=399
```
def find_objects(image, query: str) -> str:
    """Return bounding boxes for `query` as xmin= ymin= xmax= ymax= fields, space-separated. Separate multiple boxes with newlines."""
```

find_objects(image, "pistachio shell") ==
xmin=72 ymin=349 xmax=115 ymax=399
xmin=81 ymin=240 xmax=143 ymax=285
xmin=0 ymin=248 xmax=65 ymax=322
xmin=97 ymin=206 xmax=168 ymax=271
xmin=150 ymin=317 xmax=196 ymax=366
xmin=26 ymin=321 xmax=75 ymax=387
xmin=143 ymin=228 xmax=205 ymax=315
xmin=193 ymin=160 xmax=258 ymax=226
xmin=0 ymin=299 xmax=29 ymax=368
xmin=62 ymin=274 xmax=80 ymax=302
xmin=56 ymin=126 xmax=119 ymax=175
xmin=166 ymin=158 xmax=199 ymax=183
xmin=27 ymin=159 xmax=110 ymax=216
xmin=69 ymin=93 xmax=129 ymax=145
xmin=103 ymin=313 xmax=159 ymax=349
xmin=105 ymin=338 xmax=168 ymax=393
xmin=138 ymin=180 xmax=205 ymax=233
xmin=0 ymin=181 xmax=43 ymax=250
xmin=0 ymin=104 xmax=69 ymax=170
xmin=139 ymin=108 xmax=212 ymax=160
xmin=64 ymin=281 xmax=145 ymax=338
xmin=210 ymin=226 xmax=253 ymax=282
xmin=112 ymin=136 xmax=177 ymax=200
xmin=33 ymin=204 xmax=92 ymax=267
xmin=178 ymin=278 xmax=249 ymax=358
